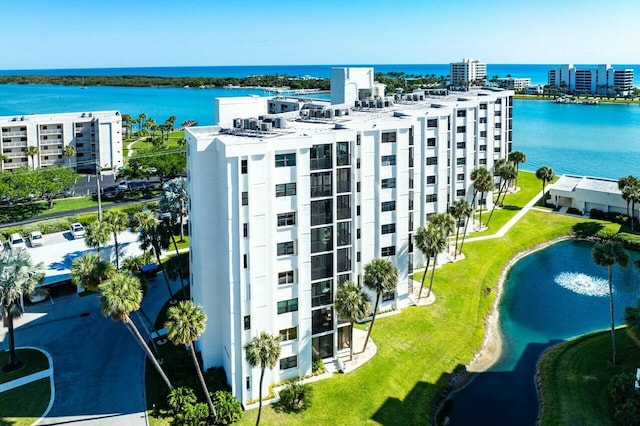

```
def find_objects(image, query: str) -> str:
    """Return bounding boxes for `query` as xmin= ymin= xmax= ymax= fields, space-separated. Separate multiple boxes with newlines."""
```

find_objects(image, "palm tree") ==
xmin=70 ymin=253 xmax=115 ymax=292
xmin=508 ymin=150 xmax=527 ymax=188
xmin=334 ymin=281 xmax=370 ymax=361
xmin=98 ymin=271 xmax=173 ymax=390
xmin=362 ymin=258 xmax=398 ymax=352
xmin=624 ymin=299 xmax=640 ymax=346
xmin=618 ymin=175 xmax=637 ymax=218
xmin=84 ymin=220 xmax=111 ymax=257
xmin=244 ymin=332 xmax=281 ymax=426
xmin=0 ymin=153 xmax=8 ymax=172
xmin=470 ymin=167 xmax=493 ymax=230
xmin=0 ymin=250 xmax=44 ymax=371
xmin=592 ymin=240 xmax=629 ymax=364
xmin=134 ymin=210 xmax=175 ymax=300
xmin=414 ymin=225 xmax=437 ymax=299
xmin=121 ymin=113 xmax=133 ymax=138
xmin=103 ymin=210 xmax=128 ymax=270
xmin=62 ymin=145 xmax=76 ymax=168
xmin=536 ymin=165 xmax=555 ymax=205
xmin=25 ymin=146 xmax=39 ymax=170
xmin=423 ymin=222 xmax=447 ymax=298
xmin=449 ymin=199 xmax=471 ymax=258
xmin=161 ymin=177 xmax=189 ymax=242
xmin=137 ymin=113 xmax=147 ymax=133
xmin=487 ymin=161 xmax=517 ymax=226
xmin=620 ymin=176 xmax=640 ymax=231
xmin=429 ymin=212 xmax=455 ymax=254
xmin=165 ymin=301 xmax=216 ymax=418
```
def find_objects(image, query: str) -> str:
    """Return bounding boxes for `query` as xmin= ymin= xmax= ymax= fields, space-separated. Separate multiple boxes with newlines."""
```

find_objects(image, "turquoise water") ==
xmin=1 ymin=84 xmax=640 ymax=179
xmin=445 ymin=240 xmax=640 ymax=425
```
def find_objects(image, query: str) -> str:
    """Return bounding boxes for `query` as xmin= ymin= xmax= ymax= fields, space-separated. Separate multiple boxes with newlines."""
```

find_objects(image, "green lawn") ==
xmin=0 ymin=349 xmax=51 ymax=425
xmin=537 ymin=328 xmax=638 ymax=425
xmin=39 ymin=197 xmax=113 ymax=216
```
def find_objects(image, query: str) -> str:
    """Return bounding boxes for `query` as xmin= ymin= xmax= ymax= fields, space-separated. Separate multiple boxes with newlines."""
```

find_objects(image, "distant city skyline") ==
xmin=3 ymin=0 xmax=640 ymax=70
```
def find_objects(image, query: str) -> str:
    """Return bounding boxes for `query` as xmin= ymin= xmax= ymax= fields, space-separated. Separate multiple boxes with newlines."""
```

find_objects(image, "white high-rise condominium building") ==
xmin=0 ymin=111 xmax=123 ymax=171
xmin=186 ymin=68 xmax=513 ymax=405
xmin=547 ymin=64 xmax=634 ymax=96
xmin=450 ymin=59 xmax=487 ymax=86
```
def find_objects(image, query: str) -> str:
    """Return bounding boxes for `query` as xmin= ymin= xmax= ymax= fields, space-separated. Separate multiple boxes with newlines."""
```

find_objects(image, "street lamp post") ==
xmin=96 ymin=163 xmax=103 ymax=221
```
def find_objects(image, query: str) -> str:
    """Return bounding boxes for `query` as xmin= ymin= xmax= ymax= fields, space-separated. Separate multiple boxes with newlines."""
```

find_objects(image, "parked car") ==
xmin=29 ymin=231 xmax=45 ymax=247
xmin=8 ymin=233 xmax=27 ymax=250
xmin=28 ymin=290 xmax=47 ymax=304
xmin=116 ymin=182 xmax=129 ymax=191
xmin=70 ymin=223 xmax=85 ymax=239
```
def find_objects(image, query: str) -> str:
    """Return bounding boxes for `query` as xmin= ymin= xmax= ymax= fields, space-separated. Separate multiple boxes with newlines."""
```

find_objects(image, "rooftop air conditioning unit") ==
xmin=261 ymin=122 xmax=272 ymax=132
xmin=233 ymin=118 xmax=243 ymax=128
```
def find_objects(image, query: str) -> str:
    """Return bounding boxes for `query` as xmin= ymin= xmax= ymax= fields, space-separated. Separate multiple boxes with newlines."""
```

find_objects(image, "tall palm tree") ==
xmin=536 ymin=165 xmax=555 ymax=205
xmin=70 ymin=253 xmax=115 ymax=292
xmin=487 ymin=161 xmax=517 ymax=226
xmin=449 ymin=199 xmax=471 ymax=259
xmin=161 ymin=177 xmax=189 ymax=242
xmin=429 ymin=212 xmax=455 ymax=254
xmin=621 ymin=178 xmax=640 ymax=231
xmin=103 ymin=210 xmax=128 ymax=270
xmin=470 ymin=167 xmax=493 ymax=230
xmin=98 ymin=271 xmax=173 ymax=390
xmin=84 ymin=220 xmax=111 ymax=258
xmin=134 ymin=210 xmax=174 ymax=299
xmin=62 ymin=145 xmax=76 ymax=168
xmin=362 ymin=258 xmax=398 ymax=352
xmin=244 ymin=332 xmax=281 ymax=426
xmin=414 ymin=225 xmax=437 ymax=299
xmin=137 ymin=113 xmax=147 ymax=133
xmin=334 ymin=281 xmax=370 ymax=361
xmin=165 ymin=301 xmax=216 ymax=418
xmin=0 ymin=250 xmax=44 ymax=371
xmin=508 ymin=150 xmax=527 ymax=188
xmin=424 ymin=222 xmax=447 ymax=298
xmin=624 ymin=299 xmax=640 ymax=346
xmin=121 ymin=113 xmax=133 ymax=138
xmin=618 ymin=175 xmax=637 ymax=219
xmin=0 ymin=153 xmax=8 ymax=172
xmin=592 ymin=240 xmax=629 ymax=364
xmin=25 ymin=146 xmax=40 ymax=170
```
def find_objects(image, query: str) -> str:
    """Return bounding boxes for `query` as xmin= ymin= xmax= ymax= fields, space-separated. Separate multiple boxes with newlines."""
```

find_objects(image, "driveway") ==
xmin=0 ymin=231 xmax=181 ymax=425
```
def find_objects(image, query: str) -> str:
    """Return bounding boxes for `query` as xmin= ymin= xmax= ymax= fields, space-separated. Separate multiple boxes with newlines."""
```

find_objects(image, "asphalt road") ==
xmin=0 ymin=271 xmax=179 ymax=425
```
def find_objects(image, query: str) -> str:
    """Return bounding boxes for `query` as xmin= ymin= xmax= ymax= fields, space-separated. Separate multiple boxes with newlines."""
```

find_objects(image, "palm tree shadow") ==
xmin=573 ymin=221 xmax=605 ymax=237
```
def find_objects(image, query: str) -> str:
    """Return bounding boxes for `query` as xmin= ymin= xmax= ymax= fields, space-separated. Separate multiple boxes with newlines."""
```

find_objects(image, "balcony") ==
xmin=39 ymin=129 xmax=63 ymax=135
xmin=2 ymin=141 xmax=27 ymax=148
xmin=1 ymin=131 xmax=27 ymax=137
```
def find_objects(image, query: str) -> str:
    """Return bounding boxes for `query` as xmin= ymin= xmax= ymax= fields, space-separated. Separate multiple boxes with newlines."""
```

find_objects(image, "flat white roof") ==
xmin=553 ymin=174 xmax=620 ymax=194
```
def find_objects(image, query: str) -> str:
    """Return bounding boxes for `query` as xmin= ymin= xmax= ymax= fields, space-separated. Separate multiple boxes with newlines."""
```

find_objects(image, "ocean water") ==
xmin=2 ymin=64 xmax=640 ymax=86
xmin=1 ymin=70 xmax=640 ymax=179
xmin=445 ymin=240 xmax=640 ymax=425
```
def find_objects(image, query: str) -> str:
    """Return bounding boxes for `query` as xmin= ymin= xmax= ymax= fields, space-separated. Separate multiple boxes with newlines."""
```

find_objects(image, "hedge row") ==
xmin=0 ymin=201 xmax=158 ymax=240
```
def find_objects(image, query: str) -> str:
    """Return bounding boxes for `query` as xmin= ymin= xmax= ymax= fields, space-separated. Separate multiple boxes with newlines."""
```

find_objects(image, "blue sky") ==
xmin=2 ymin=0 xmax=639 ymax=69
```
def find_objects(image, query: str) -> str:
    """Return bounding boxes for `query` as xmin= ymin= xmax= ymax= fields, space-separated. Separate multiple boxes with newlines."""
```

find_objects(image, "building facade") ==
xmin=497 ymin=77 xmax=531 ymax=91
xmin=547 ymin=64 xmax=634 ymax=96
xmin=450 ymin=59 xmax=487 ymax=86
xmin=548 ymin=175 xmax=625 ymax=214
xmin=0 ymin=111 xmax=123 ymax=171
xmin=186 ymin=68 xmax=513 ymax=405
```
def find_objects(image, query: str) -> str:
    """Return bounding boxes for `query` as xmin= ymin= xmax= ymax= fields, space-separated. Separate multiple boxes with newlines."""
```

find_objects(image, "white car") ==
xmin=8 ymin=233 xmax=27 ymax=250
xmin=70 ymin=223 xmax=85 ymax=239
xmin=29 ymin=231 xmax=45 ymax=247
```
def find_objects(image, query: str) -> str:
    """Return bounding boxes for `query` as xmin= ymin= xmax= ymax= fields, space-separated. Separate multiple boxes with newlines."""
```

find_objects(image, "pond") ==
xmin=443 ymin=239 xmax=640 ymax=425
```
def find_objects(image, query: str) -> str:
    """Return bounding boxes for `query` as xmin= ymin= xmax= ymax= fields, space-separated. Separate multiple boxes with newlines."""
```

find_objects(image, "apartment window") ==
xmin=310 ymin=172 xmax=332 ymax=197
xmin=277 ymin=241 xmax=295 ymax=256
xmin=495 ymin=123 xmax=502 ymax=129
xmin=336 ymin=221 xmax=351 ymax=246
xmin=381 ymin=155 xmax=396 ymax=166
xmin=426 ymin=157 xmax=437 ymax=166
xmin=312 ymin=307 xmax=333 ymax=334
xmin=382 ymin=291 xmax=395 ymax=302
xmin=495 ymin=111 xmax=502 ymax=117
xmin=276 ymin=182 xmax=296 ymax=197
xmin=357 ymin=251 xmax=361 ymax=262
xmin=381 ymin=246 xmax=396 ymax=257
xmin=457 ymin=126 xmax=466 ymax=133
xmin=246 ymin=376 xmax=250 ymax=390
xmin=480 ymin=159 xmax=487 ymax=165
xmin=310 ymin=144 xmax=332 ymax=170
xmin=356 ymin=181 xmax=361 ymax=192
xmin=356 ymin=134 xmax=361 ymax=145
xmin=381 ymin=132 xmax=397 ymax=143
xmin=312 ymin=279 xmax=333 ymax=307
xmin=243 ymin=254 xmax=248 ymax=269
xmin=279 ymin=327 xmax=298 ymax=341
xmin=480 ymin=131 xmax=487 ymax=137
xmin=494 ymin=135 xmax=502 ymax=141
xmin=241 ymin=191 xmax=248 ymax=206
xmin=243 ymin=223 xmax=248 ymax=238
xmin=244 ymin=315 xmax=251 ymax=330
xmin=456 ymin=158 xmax=466 ymax=165
xmin=337 ymin=248 xmax=351 ymax=273
xmin=311 ymin=253 xmax=333 ymax=280
xmin=382 ymin=201 xmax=396 ymax=212
xmin=457 ymin=189 xmax=466 ymax=197
xmin=494 ymin=147 xmax=502 ymax=153
xmin=357 ymin=228 xmax=361 ymax=239
xmin=479 ymin=117 xmax=487 ymax=124
xmin=278 ymin=270 xmax=295 ymax=285
xmin=275 ymin=153 xmax=296 ymax=167
xmin=381 ymin=224 xmax=396 ymax=234
xmin=381 ymin=178 xmax=396 ymax=189
xmin=311 ymin=199 xmax=332 ymax=226
xmin=457 ymin=110 xmax=466 ymax=117
xmin=280 ymin=356 xmax=297 ymax=370
xmin=409 ymin=147 xmax=414 ymax=168
xmin=480 ymin=145 xmax=487 ymax=151
xmin=427 ymin=137 xmax=436 ymax=147
xmin=311 ymin=226 xmax=333 ymax=253
xmin=426 ymin=175 xmax=436 ymax=185
xmin=337 ymin=195 xmax=351 ymax=220
xmin=277 ymin=212 xmax=296 ymax=227
xmin=427 ymin=119 xmax=438 ymax=128
xmin=426 ymin=194 xmax=438 ymax=203
xmin=457 ymin=173 xmax=465 ymax=181
xmin=456 ymin=142 xmax=466 ymax=149
xmin=277 ymin=298 xmax=298 ymax=314
xmin=337 ymin=168 xmax=351 ymax=193
xmin=479 ymin=103 xmax=487 ymax=110
xmin=336 ymin=141 xmax=351 ymax=166
xmin=357 ymin=158 xmax=360 ymax=169
xmin=241 ymin=160 xmax=248 ymax=174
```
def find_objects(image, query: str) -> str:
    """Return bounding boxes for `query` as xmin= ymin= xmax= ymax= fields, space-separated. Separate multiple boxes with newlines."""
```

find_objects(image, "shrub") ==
xmin=211 ymin=390 xmax=242 ymax=425
xmin=205 ymin=366 xmax=232 ymax=393
xmin=275 ymin=381 xmax=313 ymax=413
xmin=167 ymin=387 xmax=209 ymax=426
xmin=609 ymin=372 xmax=635 ymax=405
xmin=312 ymin=356 xmax=326 ymax=374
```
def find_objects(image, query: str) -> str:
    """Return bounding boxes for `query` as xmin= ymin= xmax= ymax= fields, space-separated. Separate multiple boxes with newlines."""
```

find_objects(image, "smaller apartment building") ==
xmin=186 ymin=68 xmax=513 ymax=405
xmin=548 ymin=64 xmax=634 ymax=96
xmin=549 ymin=175 xmax=625 ymax=214
xmin=0 ymin=111 xmax=123 ymax=171
xmin=450 ymin=59 xmax=487 ymax=86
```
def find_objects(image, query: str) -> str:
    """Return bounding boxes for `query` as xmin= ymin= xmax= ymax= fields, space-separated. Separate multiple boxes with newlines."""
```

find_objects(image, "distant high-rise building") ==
xmin=450 ymin=59 xmax=487 ymax=86
xmin=547 ymin=64 xmax=634 ymax=96
xmin=186 ymin=67 xmax=513 ymax=405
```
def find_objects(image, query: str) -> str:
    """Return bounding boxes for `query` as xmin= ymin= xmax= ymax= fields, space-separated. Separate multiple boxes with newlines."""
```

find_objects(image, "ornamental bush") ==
xmin=211 ymin=390 xmax=242 ymax=425
xmin=276 ymin=381 xmax=313 ymax=413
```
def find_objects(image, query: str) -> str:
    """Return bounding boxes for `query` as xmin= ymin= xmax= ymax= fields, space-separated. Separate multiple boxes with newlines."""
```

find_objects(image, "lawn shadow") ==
xmin=572 ymin=221 xmax=605 ymax=237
